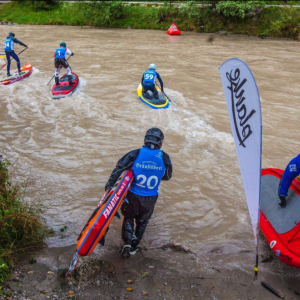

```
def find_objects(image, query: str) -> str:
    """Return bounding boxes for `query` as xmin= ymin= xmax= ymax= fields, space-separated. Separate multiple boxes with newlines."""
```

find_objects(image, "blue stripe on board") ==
xmin=85 ymin=174 xmax=132 ymax=255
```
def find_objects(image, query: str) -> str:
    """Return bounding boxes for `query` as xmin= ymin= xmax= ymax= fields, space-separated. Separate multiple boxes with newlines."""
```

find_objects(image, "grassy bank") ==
xmin=0 ymin=159 xmax=46 ymax=290
xmin=1 ymin=1 xmax=300 ymax=39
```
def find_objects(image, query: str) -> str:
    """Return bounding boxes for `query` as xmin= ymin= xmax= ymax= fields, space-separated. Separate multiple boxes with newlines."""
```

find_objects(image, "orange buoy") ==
xmin=167 ymin=23 xmax=181 ymax=35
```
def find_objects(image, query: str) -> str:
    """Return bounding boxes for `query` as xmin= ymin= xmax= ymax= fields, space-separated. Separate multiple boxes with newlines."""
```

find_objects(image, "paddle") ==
xmin=155 ymin=82 xmax=172 ymax=103
xmin=0 ymin=47 xmax=28 ymax=71
xmin=47 ymin=55 xmax=72 ymax=85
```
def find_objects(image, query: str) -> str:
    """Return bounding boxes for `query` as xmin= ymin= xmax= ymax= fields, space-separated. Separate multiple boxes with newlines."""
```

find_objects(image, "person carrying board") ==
xmin=105 ymin=128 xmax=172 ymax=258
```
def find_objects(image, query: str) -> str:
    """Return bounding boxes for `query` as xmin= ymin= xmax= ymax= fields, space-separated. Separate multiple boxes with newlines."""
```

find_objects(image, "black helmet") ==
xmin=144 ymin=128 xmax=164 ymax=149
xmin=9 ymin=32 xmax=15 ymax=37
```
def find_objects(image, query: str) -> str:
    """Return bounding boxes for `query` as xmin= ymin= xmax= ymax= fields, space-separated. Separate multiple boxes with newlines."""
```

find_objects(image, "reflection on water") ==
xmin=1 ymin=25 xmax=299 ymax=255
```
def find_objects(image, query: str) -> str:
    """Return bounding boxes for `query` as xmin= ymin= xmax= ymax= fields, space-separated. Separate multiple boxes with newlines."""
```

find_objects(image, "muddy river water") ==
xmin=1 ymin=25 xmax=300 ymax=260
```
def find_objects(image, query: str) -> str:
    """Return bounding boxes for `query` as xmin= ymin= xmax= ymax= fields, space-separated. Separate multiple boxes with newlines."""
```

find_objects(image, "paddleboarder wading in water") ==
xmin=278 ymin=153 xmax=300 ymax=207
xmin=54 ymin=42 xmax=74 ymax=86
xmin=105 ymin=128 xmax=172 ymax=258
xmin=4 ymin=32 xmax=28 ymax=77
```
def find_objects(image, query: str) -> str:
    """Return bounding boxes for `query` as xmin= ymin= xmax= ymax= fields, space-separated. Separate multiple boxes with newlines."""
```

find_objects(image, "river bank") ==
xmin=1 ymin=1 xmax=300 ymax=39
xmin=1 ymin=239 xmax=300 ymax=300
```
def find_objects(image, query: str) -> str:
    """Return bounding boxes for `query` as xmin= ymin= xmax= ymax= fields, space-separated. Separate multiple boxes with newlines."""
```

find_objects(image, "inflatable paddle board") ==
xmin=0 ymin=63 xmax=32 ymax=86
xmin=51 ymin=72 xmax=79 ymax=99
xmin=65 ymin=169 xmax=134 ymax=277
xmin=137 ymin=83 xmax=169 ymax=109
xmin=0 ymin=52 xmax=6 ymax=59
xmin=260 ymin=168 xmax=300 ymax=268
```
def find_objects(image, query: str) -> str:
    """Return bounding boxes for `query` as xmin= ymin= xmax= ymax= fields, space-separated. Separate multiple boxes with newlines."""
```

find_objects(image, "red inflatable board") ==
xmin=260 ymin=168 xmax=300 ymax=268
xmin=167 ymin=23 xmax=181 ymax=35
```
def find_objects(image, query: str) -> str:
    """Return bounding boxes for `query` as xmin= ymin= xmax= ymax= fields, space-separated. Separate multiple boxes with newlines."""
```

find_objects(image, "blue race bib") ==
xmin=130 ymin=147 xmax=166 ymax=196
xmin=143 ymin=70 xmax=157 ymax=85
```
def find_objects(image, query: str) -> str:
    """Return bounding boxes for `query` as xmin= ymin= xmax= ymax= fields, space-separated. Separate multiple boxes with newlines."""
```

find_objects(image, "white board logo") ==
xmin=270 ymin=240 xmax=277 ymax=249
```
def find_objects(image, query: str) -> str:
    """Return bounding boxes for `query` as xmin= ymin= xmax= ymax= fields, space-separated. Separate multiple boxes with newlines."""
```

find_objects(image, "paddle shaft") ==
xmin=0 ymin=47 xmax=27 ymax=71
xmin=47 ymin=55 xmax=72 ymax=85
xmin=155 ymin=82 xmax=172 ymax=102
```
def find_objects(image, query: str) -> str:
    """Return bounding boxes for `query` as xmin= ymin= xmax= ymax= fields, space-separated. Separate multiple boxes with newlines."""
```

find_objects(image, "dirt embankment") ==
xmin=1 ymin=239 xmax=300 ymax=300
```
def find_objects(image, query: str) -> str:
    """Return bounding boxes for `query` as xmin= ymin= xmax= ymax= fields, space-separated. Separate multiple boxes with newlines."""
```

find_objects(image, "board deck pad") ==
xmin=261 ymin=175 xmax=300 ymax=234
xmin=137 ymin=83 xmax=169 ymax=109
xmin=51 ymin=73 xmax=79 ymax=98
xmin=142 ymin=92 xmax=167 ymax=105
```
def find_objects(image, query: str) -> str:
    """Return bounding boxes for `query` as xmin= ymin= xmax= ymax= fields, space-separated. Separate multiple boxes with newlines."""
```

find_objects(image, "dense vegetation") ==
xmin=1 ymin=1 xmax=300 ymax=39
xmin=0 ymin=160 xmax=46 ymax=290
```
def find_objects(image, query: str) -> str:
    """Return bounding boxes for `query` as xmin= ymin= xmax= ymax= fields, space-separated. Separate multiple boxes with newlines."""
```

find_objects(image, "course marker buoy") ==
xmin=167 ymin=23 xmax=181 ymax=35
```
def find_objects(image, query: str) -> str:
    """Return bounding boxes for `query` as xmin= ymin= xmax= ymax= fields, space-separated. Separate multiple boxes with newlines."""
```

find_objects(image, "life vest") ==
xmin=4 ymin=37 xmax=14 ymax=51
xmin=130 ymin=147 xmax=166 ymax=196
xmin=143 ymin=70 xmax=157 ymax=85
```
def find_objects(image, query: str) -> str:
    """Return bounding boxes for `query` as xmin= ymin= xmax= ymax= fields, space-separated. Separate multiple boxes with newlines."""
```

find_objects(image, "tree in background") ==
xmin=11 ymin=0 xmax=59 ymax=11
xmin=216 ymin=1 xmax=266 ymax=19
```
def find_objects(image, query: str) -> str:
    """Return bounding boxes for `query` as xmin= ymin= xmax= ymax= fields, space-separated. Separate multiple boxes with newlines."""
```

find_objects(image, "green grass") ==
xmin=0 ymin=1 xmax=300 ymax=38
xmin=0 ymin=160 xmax=47 ymax=286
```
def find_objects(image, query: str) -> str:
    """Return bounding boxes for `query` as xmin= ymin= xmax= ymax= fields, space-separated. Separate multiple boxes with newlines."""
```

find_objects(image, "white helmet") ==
xmin=149 ymin=63 xmax=156 ymax=70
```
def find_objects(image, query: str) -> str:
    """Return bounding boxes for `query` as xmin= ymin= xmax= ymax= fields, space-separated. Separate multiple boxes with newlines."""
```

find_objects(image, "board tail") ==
xmin=65 ymin=251 xmax=80 ymax=277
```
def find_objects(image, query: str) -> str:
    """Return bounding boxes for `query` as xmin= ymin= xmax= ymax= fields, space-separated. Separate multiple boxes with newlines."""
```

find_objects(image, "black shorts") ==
xmin=54 ymin=58 xmax=69 ymax=69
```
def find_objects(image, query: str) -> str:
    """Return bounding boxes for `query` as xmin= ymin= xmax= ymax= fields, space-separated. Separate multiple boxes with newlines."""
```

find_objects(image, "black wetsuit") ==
xmin=105 ymin=145 xmax=172 ymax=245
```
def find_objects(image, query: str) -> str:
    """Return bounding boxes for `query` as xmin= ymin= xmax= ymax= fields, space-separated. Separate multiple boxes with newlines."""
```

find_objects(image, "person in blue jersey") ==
xmin=105 ymin=128 xmax=172 ymax=258
xmin=4 ymin=32 xmax=27 ymax=77
xmin=54 ymin=42 xmax=74 ymax=86
xmin=278 ymin=153 xmax=300 ymax=207
xmin=141 ymin=64 xmax=164 ymax=99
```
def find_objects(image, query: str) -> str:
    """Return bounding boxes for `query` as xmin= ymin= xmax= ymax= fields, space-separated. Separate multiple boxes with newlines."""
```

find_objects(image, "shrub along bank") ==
xmin=1 ymin=1 xmax=300 ymax=39
xmin=0 ymin=160 xmax=46 ymax=289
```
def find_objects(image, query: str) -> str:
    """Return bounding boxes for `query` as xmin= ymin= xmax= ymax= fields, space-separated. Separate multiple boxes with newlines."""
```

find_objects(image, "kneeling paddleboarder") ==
xmin=105 ymin=128 xmax=172 ymax=258
xmin=278 ymin=153 xmax=300 ymax=207
xmin=141 ymin=64 xmax=164 ymax=99
xmin=54 ymin=42 xmax=74 ymax=86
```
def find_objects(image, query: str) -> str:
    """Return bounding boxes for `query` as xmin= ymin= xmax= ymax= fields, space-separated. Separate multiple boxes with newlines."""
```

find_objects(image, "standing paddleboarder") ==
xmin=105 ymin=128 xmax=172 ymax=258
xmin=4 ymin=32 xmax=27 ymax=77
xmin=278 ymin=153 xmax=300 ymax=207
xmin=54 ymin=42 xmax=74 ymax=86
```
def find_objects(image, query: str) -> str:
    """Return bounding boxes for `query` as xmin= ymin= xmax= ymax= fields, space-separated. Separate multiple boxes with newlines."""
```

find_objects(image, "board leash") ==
xmin=0 ymin=47 xmax=28 ymax=71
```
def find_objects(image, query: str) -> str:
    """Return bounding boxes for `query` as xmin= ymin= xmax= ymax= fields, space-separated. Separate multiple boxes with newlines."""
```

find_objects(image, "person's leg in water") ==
xmin=131 ymin=194 xmax=158 ymax=255
xmin=120 ymin=192 xmax=140 ymax=258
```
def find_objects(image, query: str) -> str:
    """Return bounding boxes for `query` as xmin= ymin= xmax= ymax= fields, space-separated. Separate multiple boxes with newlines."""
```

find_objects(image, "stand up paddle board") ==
xmin=137 ymin=83 xmax=169 ymax=109
xmin=0 ymin=52 xmax=6 ymax=59
xmin=51 ymin=72 xmax=79 ymax=99
xmin=0 ymin=63 xmax=32 ymax=86
xmin=65 ymin=169 xmax=134 ymax=277
xmin=260 ymin=168 xmax=300 ymax=268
